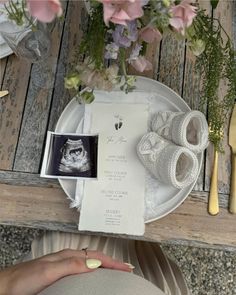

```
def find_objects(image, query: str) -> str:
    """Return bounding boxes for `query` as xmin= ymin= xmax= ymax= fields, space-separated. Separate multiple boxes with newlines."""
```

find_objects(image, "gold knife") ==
xmin=0 ymin=90 xmax=9 ymax=98
xmin=229 ymin=103 xmax=236 ymax=214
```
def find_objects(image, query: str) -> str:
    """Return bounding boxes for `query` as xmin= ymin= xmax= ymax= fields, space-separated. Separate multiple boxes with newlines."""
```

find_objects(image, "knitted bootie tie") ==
xmin=151 ymin=110 xmax=209 ymax=153
xmin=137 ymin=132 xmax=199 ymax=189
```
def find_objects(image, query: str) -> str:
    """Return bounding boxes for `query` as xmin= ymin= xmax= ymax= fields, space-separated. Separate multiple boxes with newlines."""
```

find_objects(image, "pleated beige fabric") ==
xmin=24 ymin=232 xmax=190 ymax=295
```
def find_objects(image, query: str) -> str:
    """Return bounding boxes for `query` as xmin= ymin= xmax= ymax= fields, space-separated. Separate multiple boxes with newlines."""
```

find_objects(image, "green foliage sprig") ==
xmin=193 ymin=10 xmax=236 ymax=151
xmin=79 ymin=4 xmax=106 ymax=69
xmin=3 ymin=0 xmax=35 ymax=28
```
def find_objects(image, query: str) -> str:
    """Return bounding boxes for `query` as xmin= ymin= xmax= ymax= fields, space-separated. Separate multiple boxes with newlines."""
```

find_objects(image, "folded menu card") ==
xmin=79 ymin=102 xmax=148 ymax=235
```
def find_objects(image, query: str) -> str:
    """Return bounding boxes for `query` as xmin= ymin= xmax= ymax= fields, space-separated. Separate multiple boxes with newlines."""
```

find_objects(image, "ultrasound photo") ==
xmin=41 ymin=132 xmax=98 ymax=179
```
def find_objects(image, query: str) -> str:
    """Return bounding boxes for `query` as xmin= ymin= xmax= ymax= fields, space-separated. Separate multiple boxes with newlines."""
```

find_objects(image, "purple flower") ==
xmin=105 ymin=43 xmax=119 ymax=59
xmin=112 ymin=20 xmax=138 ymax=48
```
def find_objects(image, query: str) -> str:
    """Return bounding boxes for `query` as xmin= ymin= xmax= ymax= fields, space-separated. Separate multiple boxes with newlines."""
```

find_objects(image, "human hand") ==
xmin=0 ymin=249 xmax=133 ymax=295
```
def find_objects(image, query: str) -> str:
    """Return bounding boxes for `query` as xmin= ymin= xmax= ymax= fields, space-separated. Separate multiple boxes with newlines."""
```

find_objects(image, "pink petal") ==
xmin=110 ymin=17 xmax=128 ymax=25
xmin=125 ymin=2 xmax=144 ymax=19
xmin=103 ymin=4 xmax=117 ymax=26
xmin=27 ymin=0 xmax=62 ymax=23
xmin=113 ymin=9 xmax=131 ymax=21
xmin=169 ymin=17 xmax=184 ymax=31
xmin=140 ymin=26 xmax=162 ymax=43
xmin=131 ymin=56 xmax=152 ymax=72
xmin=49 ymin=0 xmax=62 ymax=17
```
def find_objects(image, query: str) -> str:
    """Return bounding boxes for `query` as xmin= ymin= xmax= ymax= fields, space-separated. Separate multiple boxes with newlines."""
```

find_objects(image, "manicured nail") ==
xmin=124 ymin=262 xmax=135 ymax=269
xmin=86 ymin=259 xmax=102 ymax=269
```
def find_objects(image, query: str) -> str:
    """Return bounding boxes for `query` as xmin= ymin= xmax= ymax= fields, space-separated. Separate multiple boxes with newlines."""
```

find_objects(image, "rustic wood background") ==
xmin=0 ymin=0 xmax=235 ymax=250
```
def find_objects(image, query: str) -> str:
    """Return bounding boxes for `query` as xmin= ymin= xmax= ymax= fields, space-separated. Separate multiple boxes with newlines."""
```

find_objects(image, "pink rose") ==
xmin=98 ymin=0 xmax=148 ymax=26
xmin=169 ymin=0 xmax=197 ymax=34
xmin=130 ymin=56 xmax=152 ymax=72
xmin=27 ymin=0 xmax=63 ymax=23
xmin=139 ymin=26 xmax=162 ymax=43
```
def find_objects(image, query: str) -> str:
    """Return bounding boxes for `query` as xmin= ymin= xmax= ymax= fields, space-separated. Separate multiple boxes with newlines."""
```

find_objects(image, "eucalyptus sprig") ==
xmin=193 ymin=10 xmax=236 ymax=151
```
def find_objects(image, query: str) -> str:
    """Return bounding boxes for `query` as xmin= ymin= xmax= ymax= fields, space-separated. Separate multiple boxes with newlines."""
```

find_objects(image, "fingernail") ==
xmin=86 ymin=259 xmax=102 ymax=269
xmin=124 ymin=262 xmax=135 ymax=269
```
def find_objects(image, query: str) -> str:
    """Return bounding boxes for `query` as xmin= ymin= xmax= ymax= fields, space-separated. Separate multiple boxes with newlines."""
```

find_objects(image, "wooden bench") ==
xmin=0 ymin=0 xmax=235 ymax=250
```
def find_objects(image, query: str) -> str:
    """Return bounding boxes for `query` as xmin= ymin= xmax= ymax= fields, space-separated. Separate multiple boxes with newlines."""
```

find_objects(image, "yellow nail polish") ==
xmin=124 ymin=263 xmax=135 ymax=269
xmin=86 ymin=259 xmax=102 ymax=269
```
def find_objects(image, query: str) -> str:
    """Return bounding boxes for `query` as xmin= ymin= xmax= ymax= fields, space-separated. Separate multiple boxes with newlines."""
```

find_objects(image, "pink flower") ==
xmin=130 ymin=56 xmax=152 ymax=72
xmin=27 ymin=0 xmax=63 ymax=23
xmin=169 ymin=0 xmax=197 ymax=34
xmin=139 ymin=26 xmax=162 ymax=43
xmin=98 ymin=0 xmax=148 ymax=26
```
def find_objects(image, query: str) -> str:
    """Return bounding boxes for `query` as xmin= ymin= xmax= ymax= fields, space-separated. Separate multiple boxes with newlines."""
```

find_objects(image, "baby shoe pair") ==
xmin=137 ymin=110 xmax=209 ymax=189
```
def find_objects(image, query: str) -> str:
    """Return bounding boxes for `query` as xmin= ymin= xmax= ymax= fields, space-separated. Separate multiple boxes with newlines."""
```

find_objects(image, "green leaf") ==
xmin=210 ymin=0 xmax=219 ymax=9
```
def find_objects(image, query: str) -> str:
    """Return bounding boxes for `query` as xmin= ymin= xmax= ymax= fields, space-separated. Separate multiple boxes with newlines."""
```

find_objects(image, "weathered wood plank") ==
xmin=13 ymin=3 xmax=68 ymax=173
xmin=182 ymin=0 xmax=212 ymax=192
xmin=0 ymin=185 xmax=235 ymax=248
xmin=0 ymin=183 xmax=78 ymax=223
xmin=145 ymin=191 xmax=236 ymax=248
xmin=204 ymin=0 xmax=234 ymax=195
xmin=0 ymin=55 xmax=31 ymax=170
xmin=48 ymin=0 xmax=86 ymax=131
xmin=158 ymin=34 xmax=185 ymax=96
xmin=0 ymin=58 xmax=7 ymax=87
xmin=0 ymin=170 xmax=59 ymax=187
xmin=183 ymin=0 xmax=212 ymax=110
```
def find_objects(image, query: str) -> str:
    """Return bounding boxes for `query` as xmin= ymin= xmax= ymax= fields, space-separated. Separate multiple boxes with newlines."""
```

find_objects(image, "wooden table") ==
xmin=0 ymin=1 xmax=235 ymax=250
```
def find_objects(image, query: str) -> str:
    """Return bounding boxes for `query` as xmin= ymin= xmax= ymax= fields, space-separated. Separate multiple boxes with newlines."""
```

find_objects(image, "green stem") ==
xmin=120 ymin=48 xmax=128 ymax=80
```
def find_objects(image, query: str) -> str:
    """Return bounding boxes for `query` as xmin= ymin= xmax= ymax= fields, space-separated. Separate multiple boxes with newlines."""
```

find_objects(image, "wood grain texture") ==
xmin=182 ymin=0 xmax=212 ymax=192
xmin=158 ymin=34 xmax=185 ymax=96
xmin=145 ymin=191 xmax=236 ymax=248
xmin=0 ymin=58 xmax=7 ymax=87
xmin=0 ymin=170 xmax=59 ymax=187
xmin=182 ymin=0 xmax=212 ymax=110
xmin=0 ymin=183 xmax=78 ymax=223
xmin=48 ymin=0 xmax=86 ymax=131
xmin=205 ymin=0 xmax=235 ymax=195
xmin=0 ymin=184 xmax=235 ymax=248
xmin=0 ymin=55 xmax=31 ymax=170
xmin=13 ymin=3 xmax=68 ymax=173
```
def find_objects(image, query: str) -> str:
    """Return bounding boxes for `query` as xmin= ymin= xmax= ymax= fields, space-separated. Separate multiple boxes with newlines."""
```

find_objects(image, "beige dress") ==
xmin=24 ymin=232 xmax=190 ymax=295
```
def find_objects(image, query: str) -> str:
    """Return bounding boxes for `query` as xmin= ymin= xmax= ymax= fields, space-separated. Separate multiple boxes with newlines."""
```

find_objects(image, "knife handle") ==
xmin=208 ymin=149 xmax=219 ymax=215
xmin=229 ymin=152 xmax=236 ymax=214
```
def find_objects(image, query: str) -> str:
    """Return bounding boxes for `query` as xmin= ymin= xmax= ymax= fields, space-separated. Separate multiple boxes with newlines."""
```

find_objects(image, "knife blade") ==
xmin=229 ymin=103 xmax=236 ymax=214
xmin=0 ymin=90 xmax=9 ymax=98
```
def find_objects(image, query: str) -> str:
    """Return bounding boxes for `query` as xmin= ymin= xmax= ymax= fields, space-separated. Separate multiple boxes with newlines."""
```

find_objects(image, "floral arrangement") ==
xmin=68 ymin=0 xmax=201 ymax=95
xmin=1 ymin=0 xmax=236 ymax=151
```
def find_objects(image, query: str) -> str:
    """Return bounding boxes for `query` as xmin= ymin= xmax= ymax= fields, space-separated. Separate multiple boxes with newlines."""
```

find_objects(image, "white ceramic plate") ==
xmin=0 ymin=20 xmax=14 ymax=59
xmin=55 ymin=77 xmax=202 ymax=223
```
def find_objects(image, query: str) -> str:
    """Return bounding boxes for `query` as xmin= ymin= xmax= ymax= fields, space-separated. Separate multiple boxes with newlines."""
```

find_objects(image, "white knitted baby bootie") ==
xmin=137 ymin=132 xmax=199 ymax=189
xmin=151 ymin=110 xmax=209 ymax=153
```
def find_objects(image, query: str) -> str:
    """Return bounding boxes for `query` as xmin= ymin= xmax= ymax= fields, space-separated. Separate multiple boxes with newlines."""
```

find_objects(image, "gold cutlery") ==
xmin=229 ymin=103 xmax=236 ymax=214
xmin=0 ymin=90 xmax=9 ymax=98
xmin=208 ymin=126 xmax=223 ymax=216
xmin=208 ymin=147 xmax=219 ymax=215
